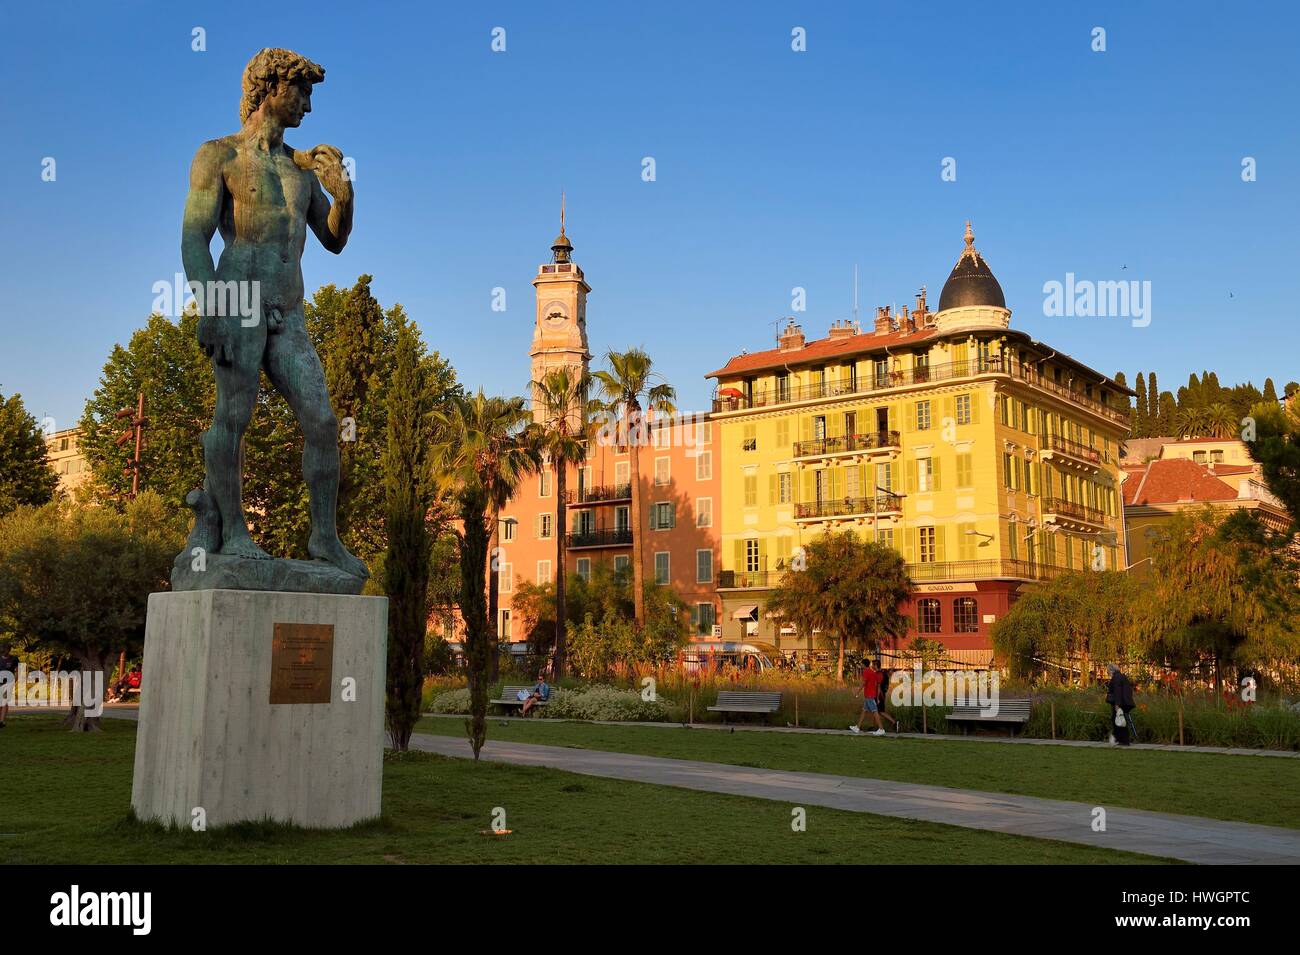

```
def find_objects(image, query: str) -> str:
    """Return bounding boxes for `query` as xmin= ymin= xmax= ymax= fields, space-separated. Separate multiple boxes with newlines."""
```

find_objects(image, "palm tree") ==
xmin=1176 ymin=406 xmax=1209 ymax=439
xmin=431 ymin=391 xmax=540 ymax=759
xmin=1203 ymin=403 xmax=1237 ymax=439
xmin=591 ymin=349 xmax=676 ymax=626
xmin=530 ymin=367 xmax=593 ymax=679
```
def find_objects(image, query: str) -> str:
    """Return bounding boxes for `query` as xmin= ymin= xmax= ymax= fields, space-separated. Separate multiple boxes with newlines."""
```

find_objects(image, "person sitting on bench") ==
xmin=520 ymin=674 xmax=550 ymax=716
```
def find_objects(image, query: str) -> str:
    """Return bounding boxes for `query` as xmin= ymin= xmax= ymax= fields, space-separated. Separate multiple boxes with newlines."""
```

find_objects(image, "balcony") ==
xmin=712 ymin=355 xmax=1130 ymax=426
xmin=566 ymin=527 xmax=633 ymax=549
xmin=717 ymin=570 xmax=782 ymax=589
xmin=907 ymin=559 xmax=1063 ymax=583
xmin=1041 ymin=434 xmax=1104 ymax=472
xmin=1042 ymin=497 xmax=1107 ymax=530
xmin=566 ymin=483 xmax=633 ymax=506
xmin=792 ymin=430 xmax=901 ymax=461
xmin=794 ymin=494 xmax=904 ymax=523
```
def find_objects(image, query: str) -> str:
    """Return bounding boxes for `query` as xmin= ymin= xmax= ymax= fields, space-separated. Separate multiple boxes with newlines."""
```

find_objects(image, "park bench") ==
xmin=945 ymin=697 xmax=1032 ymax=736
xmin=492 ymin=685 xmax=551 ymax=715
xmin=707 ymin=690 xmax=783 ymax=722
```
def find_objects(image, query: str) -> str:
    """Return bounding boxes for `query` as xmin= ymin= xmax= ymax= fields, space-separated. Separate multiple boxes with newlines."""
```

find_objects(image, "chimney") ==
xmin=901 ymin=305 xmax=915 ymax=333
xmin=828 ymin=319 xmax=859 ymax=340
xmin=778 ymin=319 xmax=805 ymax=352
xmin=874 ymin=305 xmax=893 ymax=336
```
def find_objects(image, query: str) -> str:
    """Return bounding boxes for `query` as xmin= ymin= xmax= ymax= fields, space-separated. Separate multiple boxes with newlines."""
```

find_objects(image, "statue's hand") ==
xmin=197 ymin=313 xmax=234 ymax=365
xmin=297 ymin=144 xmax=351 ymax=200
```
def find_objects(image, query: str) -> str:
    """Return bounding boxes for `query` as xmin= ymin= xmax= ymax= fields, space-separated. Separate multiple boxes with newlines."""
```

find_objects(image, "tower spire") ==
xmin=560 ymin=190 xmax=566 ymax=237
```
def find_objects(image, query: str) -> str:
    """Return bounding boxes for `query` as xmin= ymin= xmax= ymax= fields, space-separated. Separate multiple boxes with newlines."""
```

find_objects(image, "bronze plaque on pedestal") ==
xmin=270 ymin=623 xmax=335 ymax=704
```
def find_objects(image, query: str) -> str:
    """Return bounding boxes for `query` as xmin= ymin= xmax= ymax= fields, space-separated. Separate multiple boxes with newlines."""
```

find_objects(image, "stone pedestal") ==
xmin=131 ymin=589 xmax=388 ymax=829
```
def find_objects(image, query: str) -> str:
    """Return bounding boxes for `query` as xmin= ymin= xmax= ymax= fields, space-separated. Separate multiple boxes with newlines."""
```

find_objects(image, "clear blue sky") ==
xmin=2 ymin=1 xmax=1296 ymax=430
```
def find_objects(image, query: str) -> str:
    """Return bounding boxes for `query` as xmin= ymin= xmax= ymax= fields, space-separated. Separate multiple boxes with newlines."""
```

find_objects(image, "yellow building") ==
xmin=707 ymin=224 xmax=1133 ymax=663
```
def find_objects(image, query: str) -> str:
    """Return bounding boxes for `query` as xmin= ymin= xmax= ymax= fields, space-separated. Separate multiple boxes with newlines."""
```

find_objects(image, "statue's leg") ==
xmin=205 ymin=324 xmax=271 ymax=559
xmin=264 ymin=308 xmax=368 ymax=579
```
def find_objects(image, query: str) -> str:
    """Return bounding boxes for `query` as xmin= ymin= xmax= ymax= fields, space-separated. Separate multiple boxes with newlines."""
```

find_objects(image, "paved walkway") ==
xmin=421 ymin=713 xmax=1300 ymax=759
xmin=411 ymin=733 xmax=1300 ymax=864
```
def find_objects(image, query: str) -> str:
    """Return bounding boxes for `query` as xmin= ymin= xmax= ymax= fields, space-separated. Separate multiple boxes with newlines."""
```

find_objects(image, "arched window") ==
xmin=954 ymin=597 xmax=979 ymax=633
xmin=918 ymin=599 xmax=942 ymax=634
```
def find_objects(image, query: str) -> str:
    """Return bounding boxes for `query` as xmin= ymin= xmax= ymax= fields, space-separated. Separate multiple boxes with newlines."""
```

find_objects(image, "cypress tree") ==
xmin=1263 ymin=378 xmax=1279 ymax=404
xmin=1147 ymin=372 xmax=1160 ymax=430
xmin=1133 ymin=373 xmax=1148 ymax=437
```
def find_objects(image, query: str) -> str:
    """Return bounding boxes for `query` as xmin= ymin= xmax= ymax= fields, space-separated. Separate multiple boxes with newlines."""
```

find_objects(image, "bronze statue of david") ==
xmin=177 ymin=48 xmax=367 ymax=591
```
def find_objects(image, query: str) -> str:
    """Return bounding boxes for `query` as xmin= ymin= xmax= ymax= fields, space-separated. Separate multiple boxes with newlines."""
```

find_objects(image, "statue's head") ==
xmin=240 ymin=48 xmax=325 ymax=128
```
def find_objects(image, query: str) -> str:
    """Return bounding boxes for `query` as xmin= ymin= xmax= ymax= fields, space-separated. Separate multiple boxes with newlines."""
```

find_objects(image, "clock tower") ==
xmin=529 ymin=199 xmax=592 ymax=423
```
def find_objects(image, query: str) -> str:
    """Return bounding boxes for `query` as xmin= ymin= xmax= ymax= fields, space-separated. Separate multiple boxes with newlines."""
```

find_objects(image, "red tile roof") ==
xmin=1122 ymin=458 xmax=1239 ymax=507
xmin=707 ymin=325 xmax=942 ymax=378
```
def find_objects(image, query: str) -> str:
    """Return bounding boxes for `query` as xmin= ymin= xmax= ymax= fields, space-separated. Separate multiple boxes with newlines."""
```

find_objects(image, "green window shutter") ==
xmin=906 ymin=459 xmax=917 ymax=493
xmin=757 ymin=538 xmax=767 ymax=568
xmin=903 ymin=527 xmax=917 ymax=563
xmin=931 ymin=456 xmax=942 ymax=492
xmin=935 ymin=526 xmax=947 ymax=563
xmin=970 ymin=391 xmax=981 ymax=424
xmin=733 ymin=539 xmax=746 ymax=572
xmin=887 ymin=405 xmax=898 ymax=433
xmin=800 ymin=417 xmax=812 ymax=442
xmin=769 ymin=473 xmax=778 ymax=504
xmin=828 ymin=467 xmax=841 ymax=499
xmin=942 ymin=395 xmax=954 ymax=426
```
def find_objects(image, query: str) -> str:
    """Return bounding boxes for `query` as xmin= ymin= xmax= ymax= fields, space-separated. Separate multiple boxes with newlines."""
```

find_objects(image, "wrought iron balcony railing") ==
xmin=566 ymin=483 xmax=633 ymax=505
xmin=566 ymin=527 xmax=634 ymax=549
xmin=1046 ymin=433 xmax=1102 ymax=464
xmin=1043 ymin=497 xmax=1107 ymax=526
xmin=792 ymin=430 xmax=901 ymax=459
xmin=794 ymin=494 xmax=904 ymax=520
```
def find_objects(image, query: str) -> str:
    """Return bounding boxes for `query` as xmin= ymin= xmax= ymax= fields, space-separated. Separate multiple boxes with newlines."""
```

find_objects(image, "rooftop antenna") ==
xmin=853 ymin=264 xmax=859 ymax=326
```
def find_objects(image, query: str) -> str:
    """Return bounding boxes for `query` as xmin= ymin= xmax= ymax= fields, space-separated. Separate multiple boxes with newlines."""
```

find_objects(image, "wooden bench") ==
xmin=707 ymin=690 xmax=782 ymax=722
xmin=945 ymin=698 xmax=1032 ymax=736
xmin=492 ymin=685 xmax=552 ymax=714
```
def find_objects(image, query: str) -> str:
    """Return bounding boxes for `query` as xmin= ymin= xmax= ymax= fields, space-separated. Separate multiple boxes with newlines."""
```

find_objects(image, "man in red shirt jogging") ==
xmin=850 ymin=658 xmax=898 ymax=736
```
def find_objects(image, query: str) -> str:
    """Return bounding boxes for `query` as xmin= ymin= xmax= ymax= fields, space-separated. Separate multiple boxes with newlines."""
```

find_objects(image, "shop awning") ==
xmin=731 ymin=605 xmax=759 ymax=620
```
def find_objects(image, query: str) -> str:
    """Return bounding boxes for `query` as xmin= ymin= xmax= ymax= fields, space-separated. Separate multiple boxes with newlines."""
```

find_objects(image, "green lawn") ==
xmin=416 ymin=715 xmax=1300 ymax=830
xmin=1 ymin=715 xmax=1166 ymax=864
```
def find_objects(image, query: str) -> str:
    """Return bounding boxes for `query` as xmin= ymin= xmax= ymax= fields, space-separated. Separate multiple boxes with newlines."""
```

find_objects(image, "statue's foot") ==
xmin=221 ymin=534 xmax=273 ymax=560
xmin=309 ymin=532 xmax=370 ymax=579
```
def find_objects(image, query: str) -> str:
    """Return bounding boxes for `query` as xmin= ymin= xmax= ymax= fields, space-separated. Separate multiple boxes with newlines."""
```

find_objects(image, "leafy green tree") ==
xmin=1246 ymin=399 xmax=1300 ymax=527
xmin=991 ymin=571 xmax=1137 ymax=685
xmin=1139 ymin=507 xmax=1300 ymax=691
xmin=1158 ymin=391 xmax=1177 ymax=435
xmin=529 ymin=367 xmax=592 ymax=678
xmin=78 ymin=312 xmax=212 ymax=507
xmin=592 ymin=348 xmax=676 ymax=626
xmin=382 ymin=315 xmax=437 ymax=751
xmin=0 ymin=390 xmax=58 ymax=516
xmin=766 ymin=530 xmax=912 ymax=680
xmin=1132 ymin=372 xmax=1148 ymax=437
xmin=0 ymin=493 xmax=184 ymax=731
xmin=431 ymin=392 xmax=540 ymax=759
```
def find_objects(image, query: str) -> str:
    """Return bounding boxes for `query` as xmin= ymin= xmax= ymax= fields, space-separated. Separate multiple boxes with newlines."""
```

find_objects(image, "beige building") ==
xmin=45 ymin=427 xmax=91 ymax=495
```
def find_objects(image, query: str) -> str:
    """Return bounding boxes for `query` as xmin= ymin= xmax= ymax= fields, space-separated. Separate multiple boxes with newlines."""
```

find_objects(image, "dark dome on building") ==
xmin=937 ymin=221 xmax=1005 ymax=312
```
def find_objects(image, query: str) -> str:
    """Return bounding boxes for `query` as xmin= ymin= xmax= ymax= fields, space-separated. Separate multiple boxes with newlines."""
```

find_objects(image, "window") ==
xmin=696 ymin=549 xmax=713 ymax=583
xmin=539 ymin=470 xmax=552 ymax=497
xmin=651 ymin=502 xmax=675 ymax=529
xmin=778 ymin=472 xmax=792 ymax=503
xmin=914 ymin=353 xmax=931 ymax=382
xmin=615 ymin=460 xmax=630 ymax=488
xmin=918 ymin=598 xmax=942 ymax=633
xmin=696 ymin=450 xmax=712 ymax=481
xmin=744 ymin=475 xmax=757 ymax=507
xmin=655 ymin=552 xmax=670 ymax=585
xmin=877 ymin=528 xmax=895 ymax=549
xmin=917 ymin=456 xmax=934 ymax=493
xmin=956 ymin=453 xmax=973 ymax=488
xmin=1192 ymin=450 xmax=1207 ymax=464
xmin=954 ymin=597 xmax=979 ymax=633
xmin=501 ymin=518 xmax=516 ymax=542
xmin=655 ymin=456 xmax=670 ymax=485
xmin=696 ymin=602 xmax=716 ymax=635
xmin=742 ymin=424 xmax=757 ymax=451
xmin=696 ymin=497 xmax=713 ymax=527
xmin=536 ymin=560 xmax=552 ymax=586
xmin=876 ymin=462 xmax=893 ymax=493
xmin=614 ymin=555 xmax=630 ymax=574
xmin=775 ymin=418 xmax=790 ymax=450
xmin=615 ymin=506 xmax=630 ymax=532
xmin=955 ymin=394 xmax=971 ymax=425
xmin=537 ymin=513 xmax=553 ymax=539
xmin=696 ymin=420 xmax=712 ymax=446
xmin=776 ymin=373 xmax=790 ymax=402
xmin=499 ymin=563 xmax=513 ymax=593
xmin=918 ymin=526 xmax=936 ymax=563
xmin=915 ymin=400 xmax=931 ymax=431
xmin=1003 ymin=453 xmax=1015 ymax=489
xmin=500 ymin=609 xmax=512 ymax=640
xmin=1211 ymin=449 xmax=1224 ymax=463
xmin=873 ymin=357 xmax=890 ymax=388
xmin=576 ymin=558 xmax=591 ymax=580
xmin=745 ymin=539 xmax=760 ymax=573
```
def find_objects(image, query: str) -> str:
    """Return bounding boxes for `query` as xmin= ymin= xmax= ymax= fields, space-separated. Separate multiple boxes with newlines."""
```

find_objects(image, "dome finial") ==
xmin=560 ymin=189 xmax=566 ymax=237
xmin=964 ymin=220 xmax=974 ymax=249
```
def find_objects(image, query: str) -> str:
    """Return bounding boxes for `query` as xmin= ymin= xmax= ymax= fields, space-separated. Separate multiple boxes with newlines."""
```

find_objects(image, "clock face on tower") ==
xmin=543 ymin=300 xmax=569 ymax=326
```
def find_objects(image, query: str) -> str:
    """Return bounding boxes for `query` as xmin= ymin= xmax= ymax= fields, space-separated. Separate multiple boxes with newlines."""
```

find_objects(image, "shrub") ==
xmin=541 ymin=685 xmax=670 ymax=722
xmin=427 ymin=687 xmax=471 ymax=714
